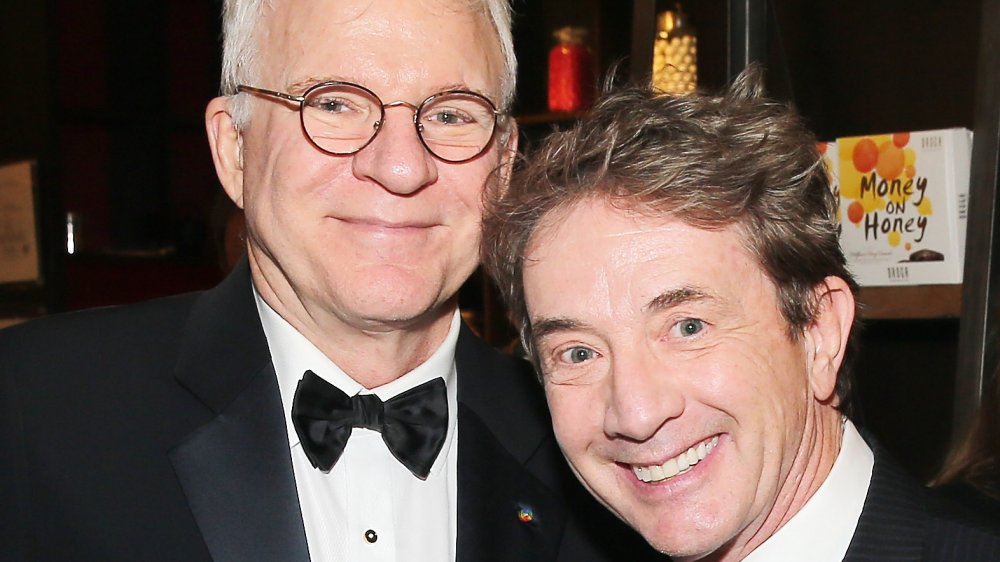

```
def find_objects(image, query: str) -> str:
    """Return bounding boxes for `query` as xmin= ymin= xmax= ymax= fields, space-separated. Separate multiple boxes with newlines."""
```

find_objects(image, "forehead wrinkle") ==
xmin=605 ymin=221 xmax=676 ymax=258
xmin=607 ymin=226 xmax=658 ymax=238
xmin=602 ymin=224 xmax=676 ymax=313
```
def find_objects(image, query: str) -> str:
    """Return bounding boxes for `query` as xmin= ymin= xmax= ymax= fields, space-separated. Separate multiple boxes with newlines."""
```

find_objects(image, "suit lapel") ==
xmin=168 ymin=260 xmax=309 ymax=562
xmin=454 ymin=325 xmax=565 ymax=562
xmin=456 ymin=403 xmax=565 ymax=562
xmin=842 ymin=441 xmax=926 ymax=561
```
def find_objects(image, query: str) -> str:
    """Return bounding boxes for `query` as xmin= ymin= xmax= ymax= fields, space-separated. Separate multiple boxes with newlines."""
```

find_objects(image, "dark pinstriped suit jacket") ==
xmin=843 ymin=440 xmax=1000 ymax=561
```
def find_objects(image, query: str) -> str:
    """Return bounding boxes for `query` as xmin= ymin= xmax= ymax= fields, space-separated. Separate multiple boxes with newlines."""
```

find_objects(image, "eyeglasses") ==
xmin=236 ymin=81 xmax=505 ymax=163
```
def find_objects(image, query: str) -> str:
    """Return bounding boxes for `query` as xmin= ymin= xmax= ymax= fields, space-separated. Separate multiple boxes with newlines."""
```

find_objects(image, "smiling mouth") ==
xmin=340 ymin=218 xmax=436 ymax=230
xmin=631 ymin=435 xmax=720 ymax=483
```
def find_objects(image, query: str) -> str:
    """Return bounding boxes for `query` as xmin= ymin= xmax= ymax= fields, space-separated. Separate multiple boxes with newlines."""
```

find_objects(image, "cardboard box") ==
xmin=818 ymin=141 xmax=840 ymax=237
xmin=835 ymin=128 xmax=971 ymax=286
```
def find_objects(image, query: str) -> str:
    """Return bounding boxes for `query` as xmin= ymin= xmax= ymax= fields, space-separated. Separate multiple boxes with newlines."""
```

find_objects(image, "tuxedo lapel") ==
xmin=168 ymin=260 xmax=309 ymax=562
xmin=454 ymin=325 xmax=566 ymax=562
xmin=456 ymin=403 xmax=565 ymax=562
xmin=169 ymin=363 xmax=309 ymax=562
xmin=842 ymin=442 xmax=926 ymax=561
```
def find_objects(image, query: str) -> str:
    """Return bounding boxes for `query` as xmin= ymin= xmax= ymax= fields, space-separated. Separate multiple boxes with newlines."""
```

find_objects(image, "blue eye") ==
xmin=424 ymin=108 xmax=473 ymax=126
xmin=316 ymin=99 xmax=348 ymax=113
xmin=559 ymin=346 xmax=596 ymax=364
xmin=675 ymin=318 xmax=705 ymax=337
xmin=311 ymin=96 xmax=365 ymax=115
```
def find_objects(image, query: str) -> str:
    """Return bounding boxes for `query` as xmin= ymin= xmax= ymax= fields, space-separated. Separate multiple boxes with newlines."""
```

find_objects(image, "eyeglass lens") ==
xmin=301 ymin=83 xmax=497 ymax=162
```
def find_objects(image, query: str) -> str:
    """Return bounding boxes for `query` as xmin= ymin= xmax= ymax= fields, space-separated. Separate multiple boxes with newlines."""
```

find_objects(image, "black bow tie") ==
xmin=291 ymin=370 xmax=448 ymax=479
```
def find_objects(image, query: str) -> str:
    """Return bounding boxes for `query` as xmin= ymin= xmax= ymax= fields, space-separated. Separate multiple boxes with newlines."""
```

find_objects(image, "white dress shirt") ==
xmin=743 ymin=419 xmax=874 ymax=561
xmin=255 ymin=291 xmax=460 ymax=562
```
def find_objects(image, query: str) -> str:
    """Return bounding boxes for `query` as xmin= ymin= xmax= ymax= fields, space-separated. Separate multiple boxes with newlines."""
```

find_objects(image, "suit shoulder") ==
xmin=0 ymin=292 xmax=201 ymax=369
xmin=456 ymin=329 xmax=550 ymax=423
xmin=455 ymin=326 xmax=555 ymax=457
xmin=923 ymin=486 xmax=1000 ymax=559
xmin=856 ymin=439 xmax=1000 ymax=560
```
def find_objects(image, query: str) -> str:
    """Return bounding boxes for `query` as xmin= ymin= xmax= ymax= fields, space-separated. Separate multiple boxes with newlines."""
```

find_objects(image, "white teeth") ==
xmin=649 ymin=465 xmax=665 ymax=481
xmin=676 ymin=451 xmax=690 ymax=471
xmin=631 ymin=436 xmax=720 ymax=483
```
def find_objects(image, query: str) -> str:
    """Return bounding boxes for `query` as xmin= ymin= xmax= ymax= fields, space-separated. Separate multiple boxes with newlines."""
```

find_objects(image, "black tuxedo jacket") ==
xmin=1 ymin=261 xmax=656 ymax=561
xmin=843 ymin=439 xmax=1000 ymax=561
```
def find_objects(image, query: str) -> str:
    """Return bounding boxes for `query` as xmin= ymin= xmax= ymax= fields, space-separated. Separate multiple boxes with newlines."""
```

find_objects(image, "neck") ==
xmin=250 ymin=256 xmax=457 ymax=389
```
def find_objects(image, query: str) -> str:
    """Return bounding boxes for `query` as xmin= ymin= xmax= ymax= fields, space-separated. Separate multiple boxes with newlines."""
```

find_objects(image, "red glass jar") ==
xmin=548 ymin=27 xmax=594 ymax=113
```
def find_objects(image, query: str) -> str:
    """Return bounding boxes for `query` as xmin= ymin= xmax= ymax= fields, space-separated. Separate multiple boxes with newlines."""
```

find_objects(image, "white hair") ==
xmin=479 ymin=0 xmax=518 ymax=110
xmin=219 ymin=0 xmax=517 ymax=129
xmin=219 ymin=0 xmax=269 ymax=128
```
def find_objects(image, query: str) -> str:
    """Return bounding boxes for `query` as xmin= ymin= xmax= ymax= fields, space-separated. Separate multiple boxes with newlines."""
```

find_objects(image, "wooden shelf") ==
xmin=858 ymin=285 xmax=961 ymax=320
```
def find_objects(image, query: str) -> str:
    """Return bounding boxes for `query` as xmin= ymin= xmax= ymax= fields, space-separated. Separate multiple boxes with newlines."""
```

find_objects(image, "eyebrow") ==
xmin=529 ymin=287 xmax=714 ymax=343
xmin=287 ymin=78 xmax=496 ymax=102
xmin=287 ymin=77 xmax=333 ymax=94
xmin=643 ymin=286 xmax=713 ymax=313
xmin=529 ymin=317 xmax=591 ymax=343
xmin=433 ymin=83 xmax=496 ymax=99
xmin=287 ymin=76 xmax=370 ymax=94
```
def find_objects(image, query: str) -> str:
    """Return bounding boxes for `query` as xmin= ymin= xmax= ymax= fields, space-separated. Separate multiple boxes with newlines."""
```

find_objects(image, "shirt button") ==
xmin=365 ymin=529 xmax=378 ymax=544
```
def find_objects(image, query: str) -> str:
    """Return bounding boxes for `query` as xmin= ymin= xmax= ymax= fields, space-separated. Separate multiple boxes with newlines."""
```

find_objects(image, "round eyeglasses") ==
xmin=236 ymin=81 xmax=505 ymax=163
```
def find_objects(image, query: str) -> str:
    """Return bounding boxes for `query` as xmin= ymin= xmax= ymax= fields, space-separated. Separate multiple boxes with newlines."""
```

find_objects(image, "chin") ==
xmin=330 ymin=259 xmax=471 ymax=323
xmin=634 ymin=516 xmax=740 ymax=562
xmin=639 ymin=534 xmax=715 ymax=561
xmin=345 ymin=283 xmax=449 ymax=326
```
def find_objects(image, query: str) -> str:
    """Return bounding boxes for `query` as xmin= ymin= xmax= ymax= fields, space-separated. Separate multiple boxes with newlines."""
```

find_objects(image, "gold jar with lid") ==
xmin=652 ymin=4 xmax=697 ymax=94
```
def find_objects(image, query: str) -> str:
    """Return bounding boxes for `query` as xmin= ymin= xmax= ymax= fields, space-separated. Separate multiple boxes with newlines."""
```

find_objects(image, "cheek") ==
xmin=691 ymin=335 xmax=801 ymax=401
xmin=244 ymin=119 xmax=346 ymax=192
xmin=545 ymin=386 xmax=602 ymax=452
xmin=738 ymin=337 xmax=811 ymax=418
xmin=693 ymin=339 xmax=811 ymax=466
xmin=441 ymin=166 xmax=490 ymax=215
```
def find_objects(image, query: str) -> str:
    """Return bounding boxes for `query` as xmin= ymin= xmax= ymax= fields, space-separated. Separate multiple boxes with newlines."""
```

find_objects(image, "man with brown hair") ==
xmin=483 ymin=67 xmax=1000 ymax=560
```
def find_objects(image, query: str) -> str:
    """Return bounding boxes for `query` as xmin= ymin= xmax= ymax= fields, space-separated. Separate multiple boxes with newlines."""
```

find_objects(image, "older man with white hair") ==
xmin=0 ymin=1 xmax=656 ymax=560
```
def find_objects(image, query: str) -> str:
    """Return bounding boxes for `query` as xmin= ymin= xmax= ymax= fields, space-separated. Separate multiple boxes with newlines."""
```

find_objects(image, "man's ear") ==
xmin=205 ymin=96 xmax=245 ymax=209
xmin=804 ymin=276 xmax=856 ymax=404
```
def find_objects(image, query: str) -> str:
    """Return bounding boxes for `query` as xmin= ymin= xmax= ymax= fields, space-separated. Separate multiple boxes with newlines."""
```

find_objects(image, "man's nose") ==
xmin=351 ymin=105 xmax=438 ymax=195
xmin=602 ymin=351 xmax=685 ymax=441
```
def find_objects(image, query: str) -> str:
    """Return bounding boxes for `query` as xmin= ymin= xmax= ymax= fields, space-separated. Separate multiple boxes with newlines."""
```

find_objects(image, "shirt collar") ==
xmin=744 ymin=419 xmax=874 ymax=562
xmin=253 ymin=288 xmax=461 ymax=462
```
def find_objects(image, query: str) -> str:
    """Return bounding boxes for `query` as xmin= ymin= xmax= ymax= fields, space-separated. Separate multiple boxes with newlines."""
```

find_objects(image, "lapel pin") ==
xmin=517 ymin=504 xmax=536 ymax=524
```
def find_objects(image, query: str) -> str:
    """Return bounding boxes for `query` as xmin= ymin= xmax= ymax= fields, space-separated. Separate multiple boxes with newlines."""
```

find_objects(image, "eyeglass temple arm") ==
xmin=235 ymin=85 xmax=305 ymax=103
